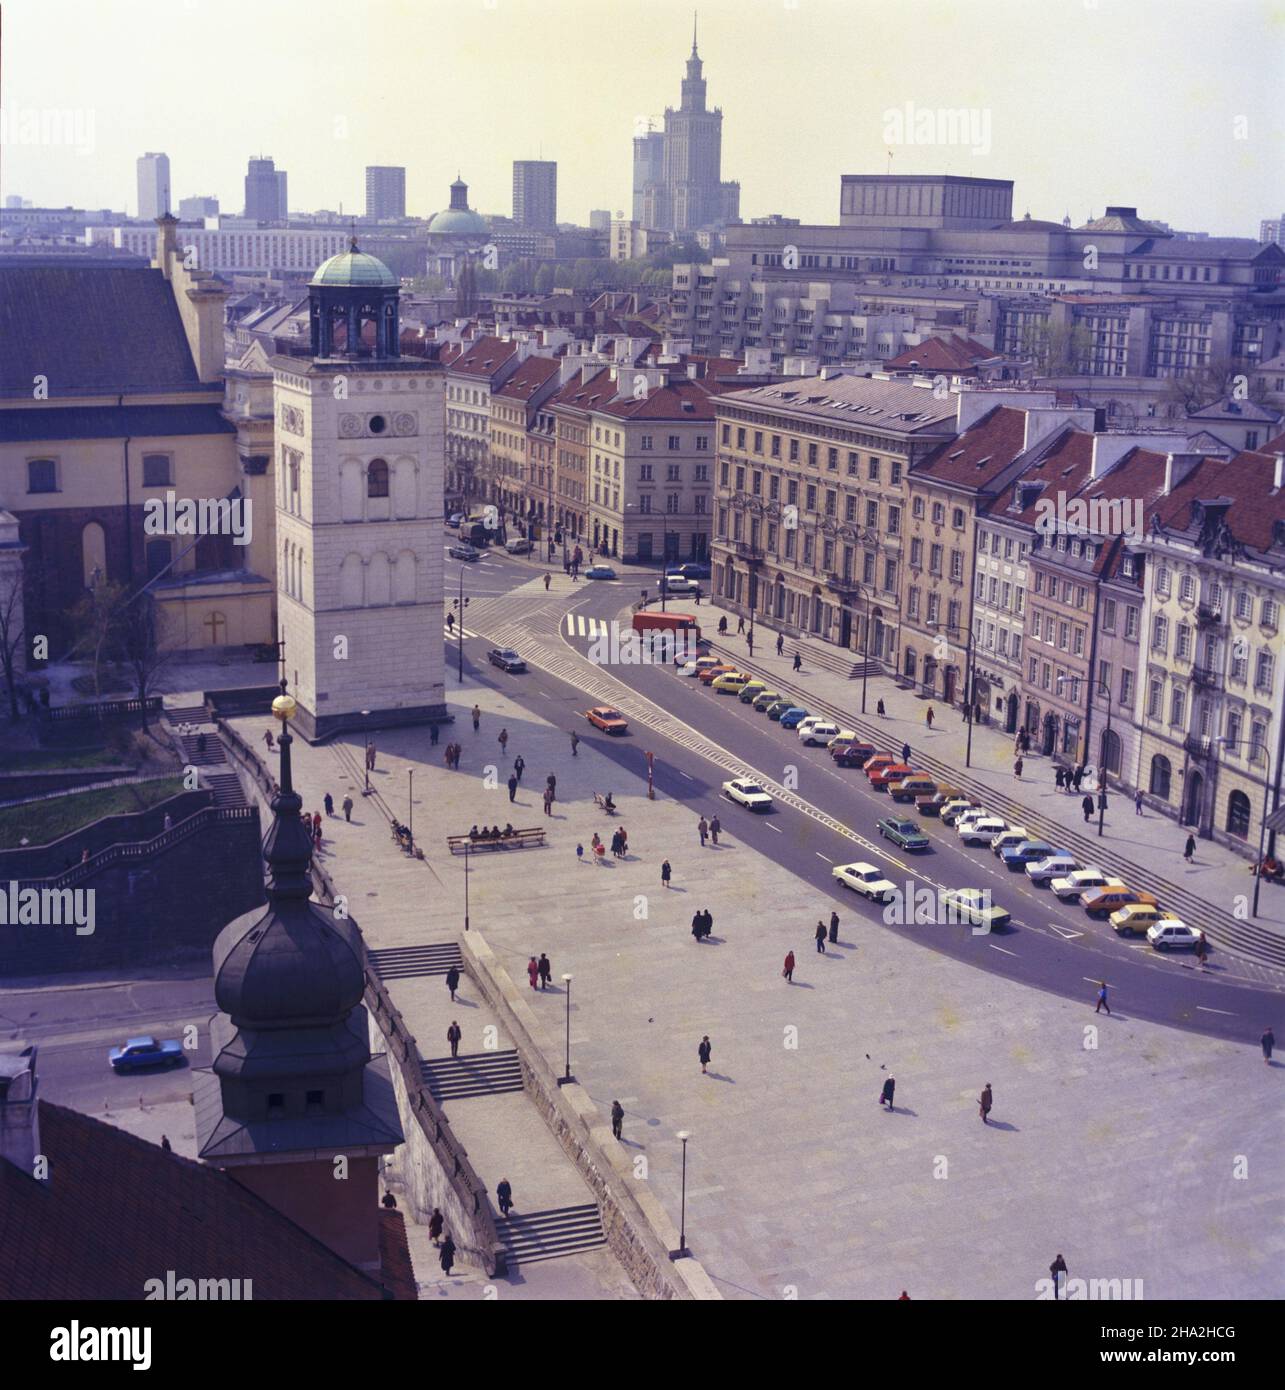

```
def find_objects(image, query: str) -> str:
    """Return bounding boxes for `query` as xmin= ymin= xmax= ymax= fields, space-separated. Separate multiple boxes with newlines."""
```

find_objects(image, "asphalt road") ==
xmin=448 ymin=553 xmax=1282 ymax=1048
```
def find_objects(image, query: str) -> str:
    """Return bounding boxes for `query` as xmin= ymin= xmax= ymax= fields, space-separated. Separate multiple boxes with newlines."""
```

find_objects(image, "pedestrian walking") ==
xmin=698 ymin=1035 xmax=712 ymax=1073
xmin=746 ymin=632 xmax=754 ymax=655
xmin=776 ymin=633 xmax=785 ymax=656
xmin=367 ymin=742 xmax=377 ymax=771
xmin=1183 ymin=833 xmax=1196 ymax=863
xmin=507 ymin=773 xmax=518 ymax=802
xmin=783 ymin=949 xmax=795 ymax=982
xmin=544 ymin=571 xmax=551 ymax=591
xmin=312 ymin=811 xmax=322 ymax=836
xmin=543 ymin=787 xmax=553 ymax=816
xmin=737 ymin=615 xmax=745 ymax=634
xmin=442 ymin=1017 xmax=464 ymax=1059
xmin=698 ymin=815 xmax=709 ymax=847
xmin=692 ymin=911 xmax=704 ymax=944
xmin=901 ymin=741 xmax=911 ymax=764
xmin=342 ymin=794 xmax=353 ymax=822
xmin=876 ymin=698 xmax=886 ymax=717
xmin=1195 ymin=933 xmax=1209 ymax=967
xmin=979 ymin=1082 xmax=993 ymax=1124
xmin=879 ymin=1076 xmax=896 ymax=1109
xmin=527 ymin=956 xmax=539 ymax=991
xmin=1094 ymin=980 xmax=1110 ymax=1015
xmin=709 ymin=815 xmax=721 ymax=845
xmin=538 ymin=952 xmax=551 ymax=989
xmin=1055 ymin=766 xmax=1065 ymax=791
xmin=324 ymin=792 xmax=334 ymax=817
xmin=611 ymin=1099 xmax=625 ymax=1140
xmin=619 ymin=827 xmax=629 ymax=856
xmin=430 ymin=722 xmax=439 ymax=746
xmin=1082 ymin=794 xmax=1094 ymax=823
xmin=701 ymin=908 xmax=713 ymax=939
xmin=661 ymin=859 xmax=672 ymax=888
xmin=471 ymin=704 xmax=481 ymax=732
xmin=514 ymin=754 xmax=525 ymax=782
xmin=440 ymin=1234 xmax=456 ymax=1275
xmin=1014 ymin=756 xmax=1024 ymax=779
xmin=1073 ymin=765 xmax=1085 ymax=793
xmin=264 ymin=729 xmax=275 ymax=751
xmin=815 ymin=920 xmax=827 ymax=954
xmin=445 ymin=965 xmax=461 ymax=1002
xmin=1049 ymin=1254 xmax=1068 ymax=1300
xmin=1262 ymin=1026 xmax=1275 ymax=1063
xmin=793 ymin=650 xmax=802 ymax=671
xmin=160 ymin=1134 xmax=172 ymax=1152
xmin=498 ymin=727 xmax=509 ymax=754
xmin=570 ymin=730 xmax=579 ymax=756
xmin=1134 ymin=789 xmax=1144 ymax=816
xmin=828 ymin=910 xmax=839 ymax=944
xmin=546 ymin=773 xmax=557 ymax=798
xmin=925 ymin=706 xmax=934 ymax=729
xmin=428 ymin=1208 xmax=444 ymax=1244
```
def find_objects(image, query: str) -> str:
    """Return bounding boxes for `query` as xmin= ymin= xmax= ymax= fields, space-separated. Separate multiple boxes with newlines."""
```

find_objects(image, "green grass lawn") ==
xmin=0 ymin=776 xmax=187 ymax=850
xmin=0 ymin=747 xmax=123 ymax=773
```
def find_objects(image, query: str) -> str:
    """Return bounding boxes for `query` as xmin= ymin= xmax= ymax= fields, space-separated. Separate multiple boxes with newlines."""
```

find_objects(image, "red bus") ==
xmin=632 ymin=610 xmax=702 ymax=664
xmin=632 ymin=611 xmax=701 ymax=642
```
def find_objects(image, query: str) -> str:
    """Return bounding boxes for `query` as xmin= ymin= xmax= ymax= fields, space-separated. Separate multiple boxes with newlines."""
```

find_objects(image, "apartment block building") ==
xmin=1132 ymin=448 xmax=1285 ymax=849
xmin=712 ymin=375 xmax=956 ymax=658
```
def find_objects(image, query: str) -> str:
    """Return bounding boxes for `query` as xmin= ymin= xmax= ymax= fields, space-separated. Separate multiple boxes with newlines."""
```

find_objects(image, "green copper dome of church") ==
xmin=427 ymin=176 xmax=489 ymax=237
xmin=310 ymin=239 xmax=399 ymax=288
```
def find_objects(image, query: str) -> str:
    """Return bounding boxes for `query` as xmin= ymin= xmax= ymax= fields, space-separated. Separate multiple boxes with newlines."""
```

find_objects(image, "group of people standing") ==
xmin=690 ymin=908 xmax=715 ymax=942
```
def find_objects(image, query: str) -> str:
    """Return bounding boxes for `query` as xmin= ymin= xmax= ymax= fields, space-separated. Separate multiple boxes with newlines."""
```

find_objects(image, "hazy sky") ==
xmin=2 ymin=0 xmax=1280 ymax=235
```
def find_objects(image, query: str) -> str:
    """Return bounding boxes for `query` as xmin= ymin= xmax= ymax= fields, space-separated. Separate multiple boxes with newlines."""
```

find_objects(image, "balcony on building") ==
xmin=1195 ymin=602 xmax=1225 ymax=628
xmin=1191 ymin=664 xmax=1219 ymax=687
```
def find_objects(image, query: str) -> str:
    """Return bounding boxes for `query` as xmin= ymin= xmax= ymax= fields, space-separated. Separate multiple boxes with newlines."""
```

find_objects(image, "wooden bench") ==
xmin=447 ymin=828 xmax=546 ymax=854
xmin=592 ymin=792 xmax=618 ymax=814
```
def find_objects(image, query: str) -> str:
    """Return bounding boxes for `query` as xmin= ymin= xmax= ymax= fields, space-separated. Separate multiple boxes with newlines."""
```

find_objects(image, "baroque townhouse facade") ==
xmin=712 ymin=375 xmax=956 ymax=661
xmin=443 ymin=336 xmax=522 ymax=511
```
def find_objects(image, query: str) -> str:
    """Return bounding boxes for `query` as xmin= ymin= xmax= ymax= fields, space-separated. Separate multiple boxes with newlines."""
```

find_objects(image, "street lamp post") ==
xmin=930 ymin=621 xmax=976 ymax=768
xmin=558 ymin=974 xmax=575 ymax=1085
xmin=361 ymin=710 xmax=371 ymax=795
xmin=1219 ymin=733 xmax=1284 ymax=919
xmin=453 ymin=563 xmax=469 ymax=685
xmin=1057 ymin=674 xmax=1112 ymax=837
xmin=668 ymin=1130 xmax=692 ymax=1260
xmin=407 ymin=768 xmax=414 ymax=849
xmin=463 ymin=841 xmax=470 ymax=932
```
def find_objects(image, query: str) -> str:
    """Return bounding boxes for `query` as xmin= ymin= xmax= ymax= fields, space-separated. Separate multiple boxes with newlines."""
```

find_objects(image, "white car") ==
xmin=1050 ymin=868 xmax=1125 ymax=901
xmin=832 ymin=861 xmax=897 ymax=903
xmin=1147 ymin=919 xmax=1204 ymax=952
xmin=991 ymin=827 xmax=1031 ymax=856
xmin=958 ymin=816 xmax=1007 ymax=845
xmin=721 ymin=777 xmax=774 ymax=812
xmin=955 ymin=807 xmax=997 ymax=831
xmin=504 ymin=537 xmax=534 ymax=554
xmin=661 ymin=574 xmax=701 ymax=596
xmin=1026 ymin=853 xmax=1080 ymax=885
xmin=940 ymin=888 xmax=1012 ymax=930
xmin=799 ymin=721 xmax=841 ymax=746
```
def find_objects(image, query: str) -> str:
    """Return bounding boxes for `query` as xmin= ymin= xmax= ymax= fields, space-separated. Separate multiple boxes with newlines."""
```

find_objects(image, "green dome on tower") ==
xmin=310 ymin=239 xmax=399 ymax=288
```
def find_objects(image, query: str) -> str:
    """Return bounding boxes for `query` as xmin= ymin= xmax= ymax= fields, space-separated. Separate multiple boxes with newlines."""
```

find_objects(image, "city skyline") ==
xmin=2 ymin=0 xmax=1280 ymax=236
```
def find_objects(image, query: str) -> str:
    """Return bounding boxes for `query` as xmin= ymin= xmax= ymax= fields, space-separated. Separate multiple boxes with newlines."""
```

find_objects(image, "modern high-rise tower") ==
xmin=632 ymin=22 xmax=738 ymax=234
xmin=512 ymin=160 xmax=557 ymax=230
xmin=365 ymin=166 xmax=407 ymax=221
xmin=271 ymin=239 xmax=446 ymax=741
xmin=137 ymin=152 xmax=171 ymax=220
xmin=245 ymin=157 xmax=286 ymax=221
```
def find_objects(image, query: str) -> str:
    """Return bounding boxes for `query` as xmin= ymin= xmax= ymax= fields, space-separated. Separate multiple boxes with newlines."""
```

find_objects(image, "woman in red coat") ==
xmin=782 ymin=950 xmax=795 ymax=983
xmin=527 ymin=956 xmax=539 ymax=991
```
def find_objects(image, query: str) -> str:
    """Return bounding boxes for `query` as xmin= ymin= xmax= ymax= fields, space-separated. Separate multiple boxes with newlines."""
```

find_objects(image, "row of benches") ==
xmin=447 ymin=827 xmax=546 ymax=854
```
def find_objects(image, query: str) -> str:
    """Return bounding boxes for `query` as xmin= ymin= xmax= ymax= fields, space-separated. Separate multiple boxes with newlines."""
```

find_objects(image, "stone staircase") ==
xmin=165 ymin=702 xmax=210 ymax=726
xmin=421 ymin=1049 xmax=525 ymax=1102
xmin=161 ymin=697 xmax=248 ymax=809
xmin=495 ymin=1203 xmax=607 ymax=1266
xmin=711 ymin=633 xmax=881 ymax=681
xmin=367 ymin=942 xmax=465 ymax=980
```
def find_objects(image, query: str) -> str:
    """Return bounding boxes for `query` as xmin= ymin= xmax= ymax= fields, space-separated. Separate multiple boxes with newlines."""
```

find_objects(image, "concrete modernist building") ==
xmin=512 ymin=160 xmax=557 ymax=231
xmin=136 ymin=152 xmax=170 ymax=220
xmin=178 ymin=195 xmax=220 ymax=221
xmin=713 ymin=374 xmax=957 ymax=657
xmin=633 ymin=25 xmax=739 ymax=234
xmin=272 ymin=240 xmax=446 ymax=740
xmin=245 ymin=157 xmax=286 ymax=222
xmin=840 ymin=175 xmax=1014 ymax=230
xmin=365 ymin=165 xmax=407 ymax=221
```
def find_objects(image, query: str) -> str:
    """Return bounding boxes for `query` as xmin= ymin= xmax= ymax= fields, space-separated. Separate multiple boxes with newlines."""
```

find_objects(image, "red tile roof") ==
xmin=550 ymin=366 xmax=616 ymax=412
xmin=915 ymin=406 xmax=1029 ymax=489
xmin=885 ymin=334 xmax=997 ymax=374
xmin=0 ymin=1102 xmax=394 ymax=1300
xmin=448 ymin=335 xmax=520 ymax=378
xmin=492 ymin=354 xmax=562 ymax=402
xmin=594 ymin=376 xmax=724 ymax=421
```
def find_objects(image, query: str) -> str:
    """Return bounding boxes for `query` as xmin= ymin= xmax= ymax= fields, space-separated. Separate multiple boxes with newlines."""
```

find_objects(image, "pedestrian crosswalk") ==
xmin=564 ymin=613 xmax=611 ymax=640
xmin=443 ymin=623 xmax=479 ymax=639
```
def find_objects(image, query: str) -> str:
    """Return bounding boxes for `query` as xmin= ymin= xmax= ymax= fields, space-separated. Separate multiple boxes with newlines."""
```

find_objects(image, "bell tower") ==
xmin=273 ymin=239 xmax=447 ymax=741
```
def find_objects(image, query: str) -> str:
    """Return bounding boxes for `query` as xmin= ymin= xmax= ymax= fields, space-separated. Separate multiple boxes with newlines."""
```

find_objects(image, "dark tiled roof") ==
xmin=0 ymin=1102 xmax=391 ymax=1300
xmin=448 ymin=335 xmax=519 ymax=378
xmin=0 ymin=264 xmax=201 ymax=397
xmin=493 ymin=355 xmax=562 ymax=401
xmin=0 ymin=403 xmax=233 ymax=443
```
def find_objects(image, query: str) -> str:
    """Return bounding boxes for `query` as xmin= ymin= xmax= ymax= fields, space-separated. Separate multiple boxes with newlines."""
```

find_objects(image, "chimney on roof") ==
xmin=0 ymin=1044 xmax=40 ymax=1179
xmin=1274 ymin=453 xmax=1284 ymax=493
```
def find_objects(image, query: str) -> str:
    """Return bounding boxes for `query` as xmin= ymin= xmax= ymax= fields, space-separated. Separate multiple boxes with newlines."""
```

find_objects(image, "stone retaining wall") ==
xmin=461 ymin=929 xmax=721 ymax=1301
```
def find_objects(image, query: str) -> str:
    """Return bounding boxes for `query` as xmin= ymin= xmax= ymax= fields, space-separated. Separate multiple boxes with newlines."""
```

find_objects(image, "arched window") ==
xmin=81 ymin=521 xmax=106 ymax=588
xmin=1149 ymin=754 xmax=1172 ymax=801
xmin=367 ymin=459 xmax=389 ymax=498
xmin=1226 ymin=790 xmax=1251 ymax=839
xmin=1100 ymin=727 xmax=1121 ymax=776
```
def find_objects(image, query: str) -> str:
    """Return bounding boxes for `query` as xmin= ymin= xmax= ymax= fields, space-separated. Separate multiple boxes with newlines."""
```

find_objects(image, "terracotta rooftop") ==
xmin=885 ymin=335 xmax=997 ymax=374
xmin=915 ymin=405 xmax=1029 ymax=489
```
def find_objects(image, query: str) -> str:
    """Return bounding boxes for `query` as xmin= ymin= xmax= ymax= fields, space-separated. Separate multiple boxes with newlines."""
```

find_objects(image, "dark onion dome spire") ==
xmin=212 ymin=681 xmax=364 ymax=1029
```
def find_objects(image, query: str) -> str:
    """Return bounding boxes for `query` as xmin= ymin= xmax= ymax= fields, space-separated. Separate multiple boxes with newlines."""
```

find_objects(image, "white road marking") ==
xmin=989 ymin=944 xmax=1018 ymax=956
xmin=1048 ymin=922 xmax=1084 ymax=940
xmin=1195 ymin=1005 xmax=1236 ymax=1015
xmin=764 ymin=821 xmax=782 ymax=833
xmin=815 ymin=852 xmax=833 ymax=863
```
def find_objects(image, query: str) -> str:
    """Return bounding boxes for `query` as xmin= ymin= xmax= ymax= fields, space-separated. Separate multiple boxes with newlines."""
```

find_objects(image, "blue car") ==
xmin=1000 ymin=839 xmax=1055 ymax=870
xmin=779 ymin=707 xmax=810 ymax=729
xmin=108 ymin=1035 xmax=186 ymax=1073
xmin=584 ymin=564 xmax=617 ymax=581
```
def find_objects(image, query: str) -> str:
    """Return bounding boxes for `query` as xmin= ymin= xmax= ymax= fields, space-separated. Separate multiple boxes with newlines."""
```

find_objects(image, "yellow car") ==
xmin=710 ymin=671 xmax=750 ymax=694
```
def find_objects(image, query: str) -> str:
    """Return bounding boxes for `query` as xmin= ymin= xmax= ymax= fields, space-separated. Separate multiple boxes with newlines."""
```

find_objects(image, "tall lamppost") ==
xmin=407 ymin=768 xmax=414 ymax=848
xmin=1058 ymin=673 xmax=1113 ymax=837
xmin=1217 ymin=733 xmax=1284 ymax=919
xmin=452 ymin=563 xmax=469 ymax=685
xmin=558 ymin=974 xmax=575 ymax=1085
xmin=852 ymin=582 xmax=873 ymax=715
xmin=930 ymin=620 xmax=976 ymax=767
xmin=361 ymin=709 xmax=371 ymax=794
xmin=668 ymin=1130 xmax=692 ymax=1260
xmin=463 ymin=840 xmax=470 ymax=932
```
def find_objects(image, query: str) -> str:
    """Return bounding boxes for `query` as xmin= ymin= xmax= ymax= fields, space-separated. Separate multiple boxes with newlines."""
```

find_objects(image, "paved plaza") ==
xmin=228 ymin=674 xmax=1284 ymax=1301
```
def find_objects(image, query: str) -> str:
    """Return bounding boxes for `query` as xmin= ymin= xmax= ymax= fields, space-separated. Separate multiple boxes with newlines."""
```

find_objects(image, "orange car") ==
xmin=869 ymin=761 xmax=914 ymax=790
xmin=585 ymin=706 xmax=628 ymax=735
xmin=862 ymin=752 xmax=897 ymax=781
xmin=697 ymin=663 xmax=736 ymax=685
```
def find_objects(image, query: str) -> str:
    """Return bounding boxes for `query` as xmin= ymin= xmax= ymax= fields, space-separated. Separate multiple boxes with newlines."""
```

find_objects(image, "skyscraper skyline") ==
xmin=512 ymin=160 xmax=558 ymax=230
xmin=136 ymin=151 xmax=170 ymax=220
